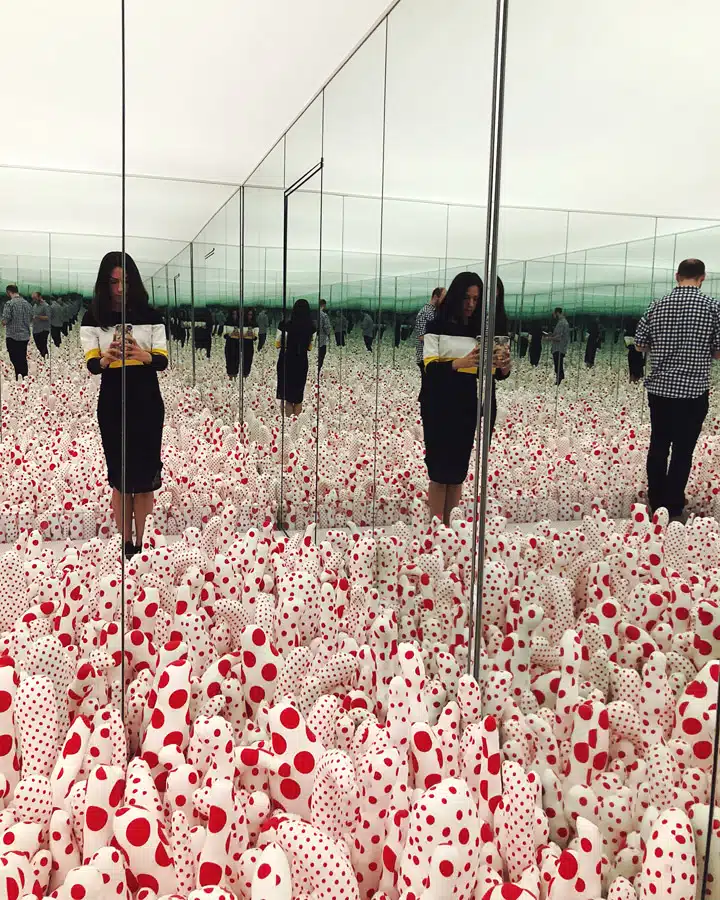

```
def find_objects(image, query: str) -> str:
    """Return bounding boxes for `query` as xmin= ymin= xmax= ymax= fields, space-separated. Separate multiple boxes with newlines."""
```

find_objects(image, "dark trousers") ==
xmin=647 ymin=391 xmax=708 ymax=516
xmin=258 ymin=332 xmax=267 ymax=351
xmin=6 ymin=338 xmax=29 ymax=379
xmin=364 ymin=336 xmax=373 ymax=352
xmin=335 ymin=331 xmax=346 ymax=347
xmin=61 ymin=323 xmax=68 ymax=336
xmin=553 ymin=351 xmax=565 ymax=384
xmin=242 ymin=342 xmax=254 ymax=378
xmin=51 ymin=326 xmax=62 ymax=347
xmin=318 ymin=345 xmax=327 ymax=371
xmin=34 ymin=331 xmax=49 ymax=358
xmin=225 ymin=339 xmax=240 ymax=377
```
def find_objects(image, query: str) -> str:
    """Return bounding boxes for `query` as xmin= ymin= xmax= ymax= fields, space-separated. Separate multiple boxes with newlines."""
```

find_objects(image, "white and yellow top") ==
xmin=81 ymin=314 xmax=168 ymax=368
xmin=423 ymin=332 xmax=478 ymax=374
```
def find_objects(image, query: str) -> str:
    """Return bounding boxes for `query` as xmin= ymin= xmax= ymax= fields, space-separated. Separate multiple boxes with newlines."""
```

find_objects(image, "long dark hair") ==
xmin=437 ymin=271 xmax=508 ymax=337
xmin=244 ymin=307 xmax=256 ymax=327
xmin=92 ymin=251 xmax=149 ymax=328
xmin=495 ymin=277 xmax=508 ymax=336
xmin=437 ymin=272 xmax=484 ymax=332
xmin=287 ymin=298 xmax=314 ymax=347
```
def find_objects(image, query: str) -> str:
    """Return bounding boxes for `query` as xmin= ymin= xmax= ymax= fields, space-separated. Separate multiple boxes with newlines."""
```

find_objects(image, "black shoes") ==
xmin=124 ymin=541 xmax=142 ymax=558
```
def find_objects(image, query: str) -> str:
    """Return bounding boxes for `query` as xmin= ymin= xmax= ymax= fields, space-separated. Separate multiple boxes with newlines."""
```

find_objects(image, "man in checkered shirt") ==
xmin=635 ymin=258 xmax=720 ymax=519
xmin=415 ymin=286 xmax=446 ymax=381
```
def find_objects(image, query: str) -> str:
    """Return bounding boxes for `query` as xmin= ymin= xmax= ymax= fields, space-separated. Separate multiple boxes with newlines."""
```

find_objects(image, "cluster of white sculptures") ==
xmin=0 ymin=340 xmax=716 ymax=899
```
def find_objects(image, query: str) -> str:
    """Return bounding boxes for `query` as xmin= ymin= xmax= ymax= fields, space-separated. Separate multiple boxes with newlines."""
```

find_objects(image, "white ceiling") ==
xmin=3 ymin=0 xmax=720 ymax=283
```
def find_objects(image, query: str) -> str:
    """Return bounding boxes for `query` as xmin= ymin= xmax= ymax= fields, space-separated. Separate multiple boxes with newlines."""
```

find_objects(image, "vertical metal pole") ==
xmin=190 ymin=243 xmax=196 ymax=388
xmin=469 ymin=0 xmax=509 ymax=680
xmin=119 ymin=0 xmax=127 ymax=718
xmin=48 ymin=233 xmax=53 ymax=384
xmin=239 ymin=187 xmax=245 ymax=436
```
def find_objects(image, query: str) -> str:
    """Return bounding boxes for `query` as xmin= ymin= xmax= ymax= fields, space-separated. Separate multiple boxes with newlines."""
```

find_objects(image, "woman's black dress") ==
xmin=81 ymin=308 xmax=167 ymax=494
xmin=224 ymin=332 xmax=240 ymax=377
xmin=276 ymin=321 xmax=311 ymax=404
xmin=421 ymin=320 xmax=478 ymax=485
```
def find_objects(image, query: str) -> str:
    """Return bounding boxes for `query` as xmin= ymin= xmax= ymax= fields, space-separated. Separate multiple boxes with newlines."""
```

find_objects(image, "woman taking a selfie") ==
xmin=276 ymin=298 xmax=315 ymax=416
xmin=421 ymin=271 xmax=510 ymax=525
xmin=80 ymin=251 xmax=168 ymax=556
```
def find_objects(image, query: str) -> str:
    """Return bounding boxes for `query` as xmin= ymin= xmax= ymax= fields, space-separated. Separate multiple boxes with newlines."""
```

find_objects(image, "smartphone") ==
xmin=113 ymin=324 xmax=133 ymax=341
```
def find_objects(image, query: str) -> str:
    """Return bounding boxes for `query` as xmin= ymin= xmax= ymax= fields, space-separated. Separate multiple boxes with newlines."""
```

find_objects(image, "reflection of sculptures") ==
xmin=421 ymin=272 xmax=511 ymax=524
xmin=2 ymin=284 xmax=32 ymax=379
xmin=550 ymin=306 xmax=570 ymax=384
xmin=80 ymin=251 xmax=168 ymax=557
xmin=635 ymin=257 xmax=720 ymax=521
xmin=276 ymin=297 xmax=315 ymax=416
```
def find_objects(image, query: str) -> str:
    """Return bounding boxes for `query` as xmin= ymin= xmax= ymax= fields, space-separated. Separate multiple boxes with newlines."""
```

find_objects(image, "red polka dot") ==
xmin=85 ymin=806 xmax=108 ymax=832
xmin=280 ymin=778 xmax=301 ymax=800
xmin=413 ymin=730 xmax=432 ymax=753
xmin=694 ymin=741 xmax=713 ymax=760
xmin=279 ymin=707 xmax=300 ymax=730
xmin=199 ymin=861 xmax=223 ymax=885
xmin=558 ymin=852 xmax=578 ymax=880
xmin=252 ymin=629 xmax=266 ymax=647
xmin=257 ymin=863 xmax=271 ymax=879
xmin=208 ymin=806 xmax=227 ymax=833
xmin=168 ymin=689 xmax=188 ymax=709
xmin=0 ymin=691 xmax=12 ymax=713
xmin=126 ymin=817 xmax=151 ymax=846
xmin=293 ymin=751 xmax=315 ymax=774
xmin=70 ymin=886 xmax=86 ymax=900
xmin=439 ymin=859 xmax=454 ymax=878
xmin=261 ymin=663 xmax=277 ymax=681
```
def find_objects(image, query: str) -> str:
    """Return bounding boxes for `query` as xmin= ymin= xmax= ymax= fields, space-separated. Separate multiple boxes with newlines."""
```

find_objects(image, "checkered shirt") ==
xmin=415 ymin=303 xmax=436 ymax=362
xmin=635 ymin=285 xmax=720 ymax=398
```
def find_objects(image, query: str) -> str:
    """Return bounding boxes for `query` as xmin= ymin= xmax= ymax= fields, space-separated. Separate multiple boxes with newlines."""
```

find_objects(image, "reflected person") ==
xmin=625 ymin=319 xmax=645 ymax=383
xmin=224 ymin=310 xmax=241 ymax=378
xmin=361 ymin=310 xmax=375 ymax=351
xmin=421 ymin=272 xmax=487 ymax=525
xmin=2 ymin=284 xmax=31 ymax=379
xmin=415 ymin=286 xmax=446 ymax=389
xmin=276 ymin=298 xmax=315 ymax=416
xmin=80 ymin=251 xmax=168 ymax=557
xmin=31 ymin=292 xmax=51 ymax=358
xmin=550 ymin=307 xmax=570 ymax=385
xmin=243 ymin=307 xmax=259 ymax=378
xmin=50 ymin=296 xmax=64 ymax=347
xmin=317 ymin=299 xmax=331 ymax=371
xmin=585 ymin=318 xmax=601 ymax=368
xmin=257 ymin=307 xmax=268 ymax=350
xmin=635 ymin=257 xmax=720 ymax=521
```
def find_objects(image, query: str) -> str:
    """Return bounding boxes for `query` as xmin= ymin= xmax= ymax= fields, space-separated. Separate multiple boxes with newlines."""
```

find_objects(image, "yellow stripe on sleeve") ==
xmin=84 ymin=348 xmax=101 ymax=361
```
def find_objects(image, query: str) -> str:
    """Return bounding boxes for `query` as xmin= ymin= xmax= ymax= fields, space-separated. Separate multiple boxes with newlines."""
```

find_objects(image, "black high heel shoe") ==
xmin=124 ymin=541 xmax=139 ymax=558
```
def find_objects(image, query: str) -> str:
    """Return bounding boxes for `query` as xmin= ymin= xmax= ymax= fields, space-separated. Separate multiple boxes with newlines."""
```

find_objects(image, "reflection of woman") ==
xmin=490 ymin=278 xmax=511 ymax=441
xmin=422 ymin=272 xmax=510 ymax=525
xmin=243 ymin=308 xmax=259 ymax=378
xmin=528 ymin=322 xmax=543 ymax=366
xmin=625 ymin=319 xmax=645 ymax=383
xmin=80 ymin=252 xmax=168 ymax=557
xmin=224 ymin=310 xmax=241 ymax=378
xmin=276 ymin=298 xmax=315 ymax=416
xmin=584 ymin=318 xmax=602 ymax=367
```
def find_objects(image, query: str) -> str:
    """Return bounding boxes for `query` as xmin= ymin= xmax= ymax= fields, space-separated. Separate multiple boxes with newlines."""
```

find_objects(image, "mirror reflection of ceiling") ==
xmin=4 ymin=0 xmax=720 ymax=273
